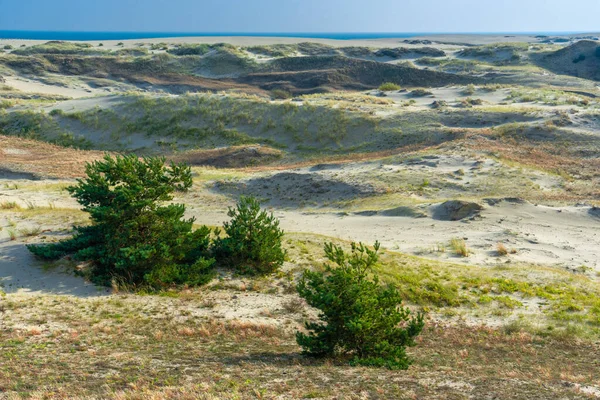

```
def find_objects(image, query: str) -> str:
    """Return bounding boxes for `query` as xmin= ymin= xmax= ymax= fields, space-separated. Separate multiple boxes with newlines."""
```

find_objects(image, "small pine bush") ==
xmin=27 ymin=155 xmax=215 ymax=289
xmin=378 ymin=82 xmax=401 ymax=91
xmin=215 ymin=196 xmax=285 ymax=275
xmin=296 ymin=242 xmax=424 ymax=370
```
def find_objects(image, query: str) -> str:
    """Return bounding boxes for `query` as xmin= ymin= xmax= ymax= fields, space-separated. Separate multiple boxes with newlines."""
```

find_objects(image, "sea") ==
xmin=0 ymin=31 xmax=586 ymax=41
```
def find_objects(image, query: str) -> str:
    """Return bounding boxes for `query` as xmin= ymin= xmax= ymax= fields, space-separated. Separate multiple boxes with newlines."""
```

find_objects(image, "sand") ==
xmin=0 ymin=240 xmax=109 ymax=296
xmin=188 ymin=201 xmax=600 ymax=271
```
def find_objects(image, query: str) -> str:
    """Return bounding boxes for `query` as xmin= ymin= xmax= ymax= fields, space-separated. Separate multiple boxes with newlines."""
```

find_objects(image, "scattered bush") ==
xmin=49 ymin=109 xmax=64 ymax=116
xmin=7 ymin=228 xmax=17 ymax=241
xmin=3 ymin=45 xmax=13 ymax=50
xmin=27 ymin=155 xmax=215 ymax=289
xmin=0 ymin=201 xmax=20 ymax=210
xmin=215 ymin=196 xmax=285 ymax=275
xmin=461 ymin=97 xmax=484 ymax=107
xmin=378 ymin=82 xmax=401 ymax=91
xmin=431 ymin=100 xmax=448 ymax=109
xmin=0 ymin=100 xmax=14 ymax=109
xmin=296 ymin=241 xmax=425 ymax=370
xmin=450 ymin=238 xmax=470 ymax=257
xmin=496 ymin=243 xmax=508 ymax=256
xmin=12 ymin=41 xmax=106 ymax=56
xmin=167 ymin=43 xmax=211 ymax=56
xmin=464 ymin=84 xmax=476 ymax=95
xmin=19 ymin=226 xmax=42 ymax=237
xmin=271 ymin=89 xmax=292 ymax=100
xmin=410 ymin=88 xmax=433 ymax=97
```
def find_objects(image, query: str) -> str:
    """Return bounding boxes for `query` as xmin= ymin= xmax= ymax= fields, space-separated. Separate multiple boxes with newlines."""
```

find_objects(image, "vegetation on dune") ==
xmin=0 ymin=109 xmax=92 ymax=149
xmin=11 ymin=41 xmax=110 ymax=56
xmin=166 ymin=43 xmax=211 ymax=55
xmin=378 ymin=82 xmax=401 ymax=91
xmin=297 ymin=242 xmax=424 ymax=369
xmin=244 ymin=43 xmax=446 ymax=59
xmin=215 ymin=196 xmax=286 ymax=275
xmin=26 ymin=155 xmax=288 ymax=287
xmin=27 ymin=155 xmax=216 ymax=288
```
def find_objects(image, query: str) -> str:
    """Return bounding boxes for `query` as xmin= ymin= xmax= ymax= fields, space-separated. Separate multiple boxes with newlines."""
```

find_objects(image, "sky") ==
xmin=0 ymin=0 xmax=599 ymax=33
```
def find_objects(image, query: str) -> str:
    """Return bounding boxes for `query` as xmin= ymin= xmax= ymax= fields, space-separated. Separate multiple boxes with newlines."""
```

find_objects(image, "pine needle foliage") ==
xmin=215 ymin=196 xmax=285 ymax=275
xmin=27 ymin=154 xmax=215 ymax=288
xmin=296 ymin=241 xmax=425 ymax=370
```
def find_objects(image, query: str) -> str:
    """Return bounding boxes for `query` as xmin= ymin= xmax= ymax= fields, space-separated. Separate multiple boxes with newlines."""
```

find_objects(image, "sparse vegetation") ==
xmin=496 ymin=242 xmax=508 ymax=256
xmin=2 ymin=30 xmax=600 ymax=400
xmin=411 ymin=88 xmax=433 ymax=97
xmin=450 ymin=238 xmax=470 ymax=257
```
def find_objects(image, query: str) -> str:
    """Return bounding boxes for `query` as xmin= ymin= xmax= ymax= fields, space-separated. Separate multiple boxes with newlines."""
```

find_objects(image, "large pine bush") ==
xmin=296 ymin=242 xmax=424 ymax=370
xmin=27 ymin=155 xmax=214 ymax=288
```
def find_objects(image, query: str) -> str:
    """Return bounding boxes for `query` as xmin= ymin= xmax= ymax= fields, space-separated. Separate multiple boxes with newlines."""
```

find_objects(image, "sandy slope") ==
xmin=188 ymin=201 xmax=600 ymax=272
xmin=3 ymin=76 xmax=100 ymax=99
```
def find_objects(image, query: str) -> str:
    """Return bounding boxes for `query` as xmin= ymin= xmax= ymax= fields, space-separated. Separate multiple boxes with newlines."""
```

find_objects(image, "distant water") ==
xmin=0 ymin=31 xmax=427 ymax=41
xmin=0 ymin=31 xmax=586 ymax=41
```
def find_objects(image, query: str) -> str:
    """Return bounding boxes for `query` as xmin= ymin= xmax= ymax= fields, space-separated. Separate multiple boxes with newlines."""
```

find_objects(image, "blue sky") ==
xmin=0 ymin=0 xmax=599 ymax=33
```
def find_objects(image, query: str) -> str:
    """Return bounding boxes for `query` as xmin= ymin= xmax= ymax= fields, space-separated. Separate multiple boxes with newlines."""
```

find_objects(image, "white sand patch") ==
xmin=190 ymin=201 xmax=600 ymax=272
xmin=3 ymin=76 xmax=95 ymax=98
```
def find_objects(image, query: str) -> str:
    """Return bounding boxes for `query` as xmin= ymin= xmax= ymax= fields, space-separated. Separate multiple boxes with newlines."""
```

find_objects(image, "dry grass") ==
xmin=0 ymin=135 xmax=107 ymax=178
xmin=450 ymin=238 xmax=470 ymax=257
xmin=0 ymin=201 xmax=20 ymax=210
xmin=1 ymin=293 xmax=598 ymax=399
xmin=496 ymin=242 xmax=509 ymax=256
xmin=18 ymin=225 xmax=43 ymax=237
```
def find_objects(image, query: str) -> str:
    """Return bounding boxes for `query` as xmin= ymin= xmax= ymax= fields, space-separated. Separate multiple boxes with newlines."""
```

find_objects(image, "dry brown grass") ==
xmin=1 ymin=306 xmax=598 ymax=400
xmin=0 ymin=135 xmax=107 ymax=178
xmin=497 ymin=242 xmax=509 ymax=256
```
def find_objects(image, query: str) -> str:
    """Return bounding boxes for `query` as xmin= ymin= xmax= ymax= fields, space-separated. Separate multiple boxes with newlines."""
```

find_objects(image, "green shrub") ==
xmin=49 ymin=109 xmax=64 ymax=116
xmin=378 ymin=82 xmax=401 ymax=91
xmin=411 ymin=88 xmax=433 ymax=97
xmin=464 ymin=84 xmax=476 ymax=95
xmin=3 ymin=45 xmax=13 ymax=50
xmin=27 ymin=155 xmax=215 ymax=288
xmin=167 ymin=43 xmax=211 ymax=56
xmin=215 ymin=196 xmax=285 ymax=275
xmin=271 ymin=89 xmax=292 ymax=99
xmin=0 ymin=100 xmax=14 ymax=109
xmin=296 ymin=242 xmax=425 ymax=370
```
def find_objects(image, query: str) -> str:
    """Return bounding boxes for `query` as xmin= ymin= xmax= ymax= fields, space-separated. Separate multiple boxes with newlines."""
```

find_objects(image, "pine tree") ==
xmin=27 ymin=155 xmax=214 ymax=288
xmin=215 ymin=196 xmax=285 ymax=275
xmin=296 ymin=242 xmax=424 ymax=369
